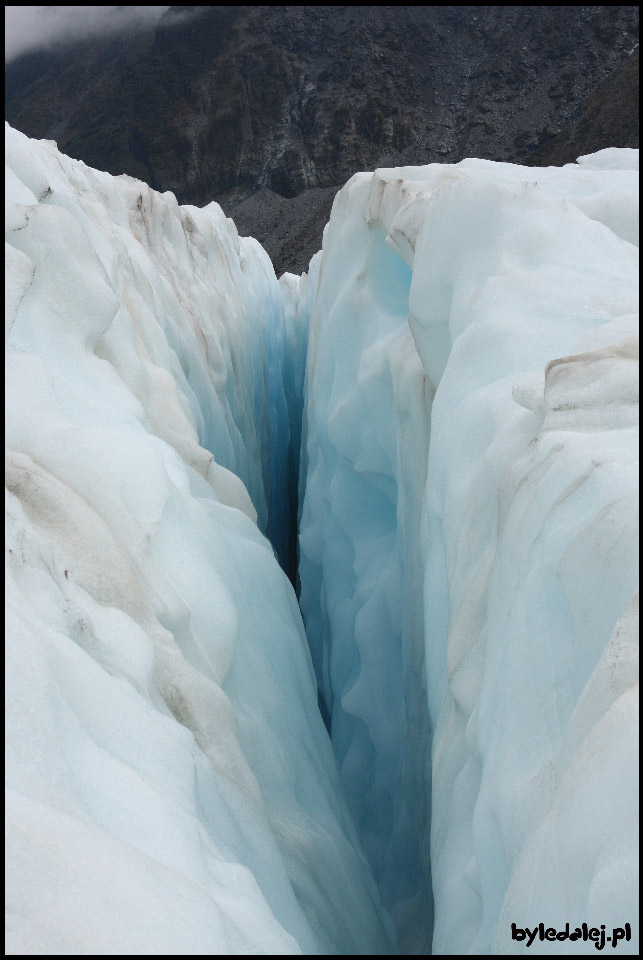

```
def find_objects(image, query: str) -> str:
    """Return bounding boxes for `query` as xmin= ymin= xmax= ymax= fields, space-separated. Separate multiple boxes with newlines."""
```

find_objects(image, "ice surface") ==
xmin=298 ymin=152 xmax=639 ymax=953
xmin=4 ymin=123 xmax=396 ymax=956
xmin=5 ymin=120 xmax=639 ymax=956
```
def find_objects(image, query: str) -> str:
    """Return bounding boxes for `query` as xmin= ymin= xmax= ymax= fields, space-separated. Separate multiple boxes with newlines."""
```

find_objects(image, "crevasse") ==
xmin=5 ymin=122 xmax=639 ymax=957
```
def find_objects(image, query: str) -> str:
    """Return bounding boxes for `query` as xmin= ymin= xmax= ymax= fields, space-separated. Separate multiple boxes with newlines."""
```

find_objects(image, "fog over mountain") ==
xmin=5 ymin=5 xmax=639 ymax=273
xmin=4 ymin=6 xmax=171 ymax=63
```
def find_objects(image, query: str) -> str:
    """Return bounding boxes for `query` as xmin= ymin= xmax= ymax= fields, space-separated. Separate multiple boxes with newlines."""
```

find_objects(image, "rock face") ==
xmin=6 ymin=5 xmax=639 ymax=273
xmin=526 ymin=49 xmax=640 ymax=166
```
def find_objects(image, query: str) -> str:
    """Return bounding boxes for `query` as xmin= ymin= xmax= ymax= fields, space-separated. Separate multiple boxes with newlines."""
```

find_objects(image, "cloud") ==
xmin=5 ymin=6 xmax=172 ymax=63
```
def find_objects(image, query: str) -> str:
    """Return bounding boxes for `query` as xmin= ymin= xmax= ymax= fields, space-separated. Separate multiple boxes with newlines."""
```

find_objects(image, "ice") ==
xmin=5 ymin=124 xmax=395 ymax=956
xmin=298 ymin=152 xmax=638 ymax=953
xmin=5 ymin=119 xmax=638 ymax=956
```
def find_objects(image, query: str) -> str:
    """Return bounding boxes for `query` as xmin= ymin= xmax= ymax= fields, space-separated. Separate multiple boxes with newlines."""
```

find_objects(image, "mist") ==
xmin=5 ymin=6 xmax=172 ymax=62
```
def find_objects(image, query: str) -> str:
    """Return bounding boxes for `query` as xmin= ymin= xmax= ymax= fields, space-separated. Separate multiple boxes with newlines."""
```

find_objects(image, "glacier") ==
xmin=4 ymin=123 xmax=394 ymax=956
xmin=298 ymin=152 xmax=639 ymax=954
xmin=5 ymin=119 xmax=639 ymax=956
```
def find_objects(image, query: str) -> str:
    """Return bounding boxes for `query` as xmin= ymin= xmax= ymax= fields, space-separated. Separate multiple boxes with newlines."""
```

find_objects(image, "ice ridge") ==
xmin=5 ymin=122 xmax=396 ymax=956
xmin=298 ymin=151 xmax=639 ymax=953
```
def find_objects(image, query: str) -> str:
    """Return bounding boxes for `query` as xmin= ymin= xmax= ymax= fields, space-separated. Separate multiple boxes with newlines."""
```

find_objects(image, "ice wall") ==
xmin=298 ymin=149 xmax=639 ymax=953
xmin=5 ymin=124 xmax=396 ymax=955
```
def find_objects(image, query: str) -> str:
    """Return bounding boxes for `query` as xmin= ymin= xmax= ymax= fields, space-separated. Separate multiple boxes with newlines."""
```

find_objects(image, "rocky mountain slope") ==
xmin=5 ymin=5 xmax=639 ymax=273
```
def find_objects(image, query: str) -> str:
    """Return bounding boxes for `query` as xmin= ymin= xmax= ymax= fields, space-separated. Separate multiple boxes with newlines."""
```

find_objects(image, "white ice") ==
xmin=298 ymin=149 xmax=639 ymax=953
xmin=5 ymin=123 xmax=395 ymax=956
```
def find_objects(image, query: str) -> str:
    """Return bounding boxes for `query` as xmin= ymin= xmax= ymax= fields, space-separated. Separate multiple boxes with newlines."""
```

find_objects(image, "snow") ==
xmin=298 ymin=152 xmax=639 ymax=953
xmin=5 ymin=123 xmax=395 ymax=956
xmin=5 ymin=119 xmax=639 ymax=956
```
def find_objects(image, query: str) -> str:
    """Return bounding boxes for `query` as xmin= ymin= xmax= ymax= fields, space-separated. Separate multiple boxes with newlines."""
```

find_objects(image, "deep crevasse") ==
xmin=5 ymin=122 xmax=639 ymax=955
